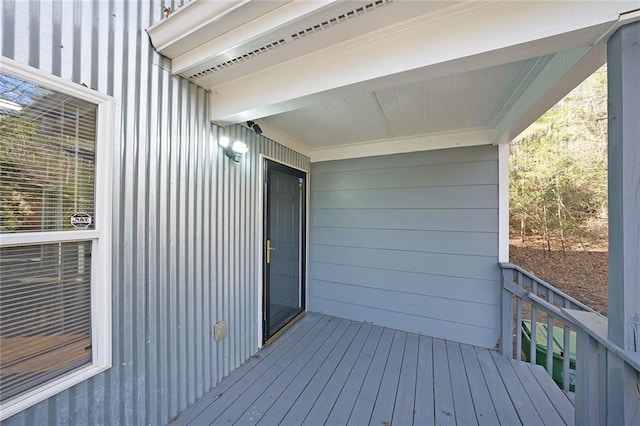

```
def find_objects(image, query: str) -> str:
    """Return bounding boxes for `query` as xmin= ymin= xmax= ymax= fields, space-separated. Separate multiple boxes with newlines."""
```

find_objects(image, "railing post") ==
xmin=575 ymin=330 xmax=604 ymax=426
xmin=500 ymin=267 xmax=513 ymax=357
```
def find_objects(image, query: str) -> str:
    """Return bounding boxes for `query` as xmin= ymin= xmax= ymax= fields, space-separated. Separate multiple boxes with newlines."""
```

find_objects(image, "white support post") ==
xmin=606 ymin=20 xmax=640 ymax=425
xmin=498 ymin=143 xmax=510 ymax=264
xmin=500 ymin=268 xmax=514 ymax=357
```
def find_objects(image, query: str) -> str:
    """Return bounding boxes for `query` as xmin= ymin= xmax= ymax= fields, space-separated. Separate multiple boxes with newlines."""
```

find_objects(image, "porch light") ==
xmin=219 ymin=136 xmax=249 ymax=162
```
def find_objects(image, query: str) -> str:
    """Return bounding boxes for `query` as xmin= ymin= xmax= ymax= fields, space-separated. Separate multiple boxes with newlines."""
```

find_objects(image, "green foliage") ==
xmin=510 ymin=66 xmax=608 ymax=251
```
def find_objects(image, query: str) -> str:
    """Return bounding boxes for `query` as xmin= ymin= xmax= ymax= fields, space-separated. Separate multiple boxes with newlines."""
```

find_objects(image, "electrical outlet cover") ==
xmin=214 ymin=321 xmax=227 ymax=341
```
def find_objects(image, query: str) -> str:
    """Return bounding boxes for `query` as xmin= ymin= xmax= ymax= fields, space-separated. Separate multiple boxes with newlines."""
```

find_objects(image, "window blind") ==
xmin=0 ymin=71 xmax=97 ymax=233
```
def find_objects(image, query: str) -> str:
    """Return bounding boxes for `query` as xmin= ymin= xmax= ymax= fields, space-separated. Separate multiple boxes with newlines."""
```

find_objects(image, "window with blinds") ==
xmin=0 ymin=72 xmax=96 ymax=233
xmin=0 ymin=59 xmax=112 ymax=417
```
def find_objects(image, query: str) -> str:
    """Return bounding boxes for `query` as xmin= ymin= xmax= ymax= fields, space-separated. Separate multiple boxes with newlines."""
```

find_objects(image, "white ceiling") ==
xmin=147 ymin=0 xmax=640 ymax=161
xmin=263 ymin=55 xmax=553 ymax=148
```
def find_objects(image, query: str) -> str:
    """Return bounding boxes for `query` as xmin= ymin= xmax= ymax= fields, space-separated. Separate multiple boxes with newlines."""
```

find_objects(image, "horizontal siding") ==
xmin=312 ymin=245 xmax=497 ymax=280
xmin=312 ymin=185 xmax=498 ymax=209
xmin=312 ymin=228 xmax=497 ymax=257
xmin=312 ymin=208 xmax=498 ymax=232
xmin=310 ymin=281 xmax=497 ymax=329
xmin=311 ymin=144 xmax=498 ymax=173
xmin=311 ymin=264 xmax=497 ymax=305
xmin=1 ymin=1 xmax=310 ymax=425
xmin=312 ymin=159 xmax=498 ymax=191
xmin=309 ymin=146 xmax=500 ymax=348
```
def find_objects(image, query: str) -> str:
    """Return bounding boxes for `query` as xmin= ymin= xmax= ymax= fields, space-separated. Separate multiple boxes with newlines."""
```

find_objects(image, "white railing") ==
xmin=500 ymin=262 xmax=597 ymax=392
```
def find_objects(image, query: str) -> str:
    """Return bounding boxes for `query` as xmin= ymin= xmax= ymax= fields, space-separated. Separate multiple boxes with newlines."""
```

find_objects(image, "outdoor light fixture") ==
xmin=219 ymin=135 xmax=249 ymax=162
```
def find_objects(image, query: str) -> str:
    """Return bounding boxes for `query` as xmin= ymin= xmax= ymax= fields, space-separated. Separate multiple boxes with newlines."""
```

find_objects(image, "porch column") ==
xmin=607 ymin=20 xmax=640 ymax=425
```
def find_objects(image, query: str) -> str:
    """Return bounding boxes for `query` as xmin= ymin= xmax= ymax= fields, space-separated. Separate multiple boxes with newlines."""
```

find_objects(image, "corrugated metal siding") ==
xmin=1 ymin=1 xmax=310 ymax=424
xmin=308 ymin=146 xmax=500 ymax=349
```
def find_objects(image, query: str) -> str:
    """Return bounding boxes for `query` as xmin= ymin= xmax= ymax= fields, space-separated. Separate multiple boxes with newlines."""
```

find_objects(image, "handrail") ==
xmin=562 ymin=309 xmax=640 ymax=425
xmin=500 ymin=262 xmax=595 ymax=393
xmin=564 ymin=309 xmax=640 ymax=371
xmin=500 ymin=262 xmax=596 ymax=313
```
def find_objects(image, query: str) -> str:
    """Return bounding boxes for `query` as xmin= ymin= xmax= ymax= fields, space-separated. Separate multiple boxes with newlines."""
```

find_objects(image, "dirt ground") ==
xmin=509 ymin=237 xmax=608 ymax=315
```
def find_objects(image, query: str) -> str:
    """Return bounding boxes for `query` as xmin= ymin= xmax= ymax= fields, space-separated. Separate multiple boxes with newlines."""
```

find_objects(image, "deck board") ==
xmin=529 ymin=361 xmax=575 ymax=425
xmin=369 ymin=330 xmax=406 ymax=425
xmin=214 ymin=318 xmax=345 ymax=425
xmin=171 ymin=312 xmax=574 ymax=426
xmin=248 ymin=319 xmax=351 ymax=426
xmin=198 ymin=316 xmax=334 ymax=424
xmin=172 ymin=313 xmax=317 ymax=425
xmin=413 ymin=335 xmax=435 ymax=426
xmin=325 ymin=325 xmax=383 ymax=425
xmin=447 ymin=340 xmax=478 ymax=426
xmin=348 ymin=327 xmax=394 ymax=425
xmin=510 ymin=359 xmax=565 ymax=425
xmin=303 ymin=323 xmax=373 ymax=425
xmin=459 ymin=343 xmax=500 ymax=425
xmin=475 ymin=346 xmax=523 ymax=425
xmin=433 ymin=338 xmax=456 ymax=425
xmin=280 ymin=321 xmax=361 ymax=424
xmin=490 ymin=350 xmax=545 ymax=425
xmin=392 ymin=332 xmax=419 ymax=426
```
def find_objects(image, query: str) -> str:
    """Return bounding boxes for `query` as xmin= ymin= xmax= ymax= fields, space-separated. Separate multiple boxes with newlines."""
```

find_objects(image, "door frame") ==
xmin=257 ymin=154 xmax=309 ymax=347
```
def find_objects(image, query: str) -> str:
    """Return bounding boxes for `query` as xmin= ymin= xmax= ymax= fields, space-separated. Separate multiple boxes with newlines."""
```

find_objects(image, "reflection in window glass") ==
xmin=0 ymin=72 xmax=97 ymax=233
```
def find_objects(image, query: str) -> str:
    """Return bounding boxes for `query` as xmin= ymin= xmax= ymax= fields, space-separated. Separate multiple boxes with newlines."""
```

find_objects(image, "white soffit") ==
xmin=147 ymin=0 xmax=640 ymax=161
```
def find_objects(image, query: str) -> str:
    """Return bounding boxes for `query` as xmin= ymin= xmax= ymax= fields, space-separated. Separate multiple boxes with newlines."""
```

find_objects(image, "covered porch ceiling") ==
xmin=147 ymin=0 xmax=640 ymax=161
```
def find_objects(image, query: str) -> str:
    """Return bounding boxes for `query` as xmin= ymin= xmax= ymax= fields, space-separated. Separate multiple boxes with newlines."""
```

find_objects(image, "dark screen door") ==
xmin=264 ymin=160 xmax=306 ymax=342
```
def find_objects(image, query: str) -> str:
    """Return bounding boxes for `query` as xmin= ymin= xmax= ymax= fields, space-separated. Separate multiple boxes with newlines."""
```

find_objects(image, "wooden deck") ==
xmin=171 ymin=313 xmax=574 ymax=425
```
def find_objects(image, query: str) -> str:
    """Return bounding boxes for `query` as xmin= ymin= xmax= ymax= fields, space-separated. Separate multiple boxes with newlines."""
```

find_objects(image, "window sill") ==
xmin=0 ymin=362 xmax=111 ymax=421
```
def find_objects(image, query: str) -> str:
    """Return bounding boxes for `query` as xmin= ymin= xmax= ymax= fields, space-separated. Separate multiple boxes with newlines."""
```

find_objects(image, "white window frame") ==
xmin=0 ymin=57 xmax=114 ymax=421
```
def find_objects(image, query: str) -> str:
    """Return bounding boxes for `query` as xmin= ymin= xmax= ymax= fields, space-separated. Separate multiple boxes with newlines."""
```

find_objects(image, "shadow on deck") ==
xmin=171 ymin=312 xmax=574 ymax=425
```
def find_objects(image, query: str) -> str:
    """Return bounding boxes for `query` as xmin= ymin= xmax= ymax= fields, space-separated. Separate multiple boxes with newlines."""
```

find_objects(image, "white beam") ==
xmin=309 ymin=129 xmax=494 ymax=162
xmin=208 ymin=1 xmax=631 ymax=124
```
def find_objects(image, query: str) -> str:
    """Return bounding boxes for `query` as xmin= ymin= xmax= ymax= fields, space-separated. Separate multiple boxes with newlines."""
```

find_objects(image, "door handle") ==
xmin=266 ymin=239 xmax=277 ymax=264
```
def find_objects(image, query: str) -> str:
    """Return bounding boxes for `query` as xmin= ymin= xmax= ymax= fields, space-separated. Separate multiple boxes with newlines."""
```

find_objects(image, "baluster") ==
xmin=563 ymin=324 xmax=571 ymax=391
xmin=563 ymin=299 xmax=571 ymax=391
xmin=546 ymin=314 xmax=553 ymax=376
xmin=530 ymin=297 xmax=537 ymax=365
xmin=516 ymin=296 xmax=522 ymax=361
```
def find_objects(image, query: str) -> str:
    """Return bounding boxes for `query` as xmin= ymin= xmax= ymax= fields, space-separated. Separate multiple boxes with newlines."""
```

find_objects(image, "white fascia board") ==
xmin=208 ymin=1 xmax=634 ymax=124
xmin=309 ymin=129 xmax=494 ymax=163
xmin=494 ymin=43 xmax=607 ymax=143
xmin=173 ymin=0 xmax=337 ymax=76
